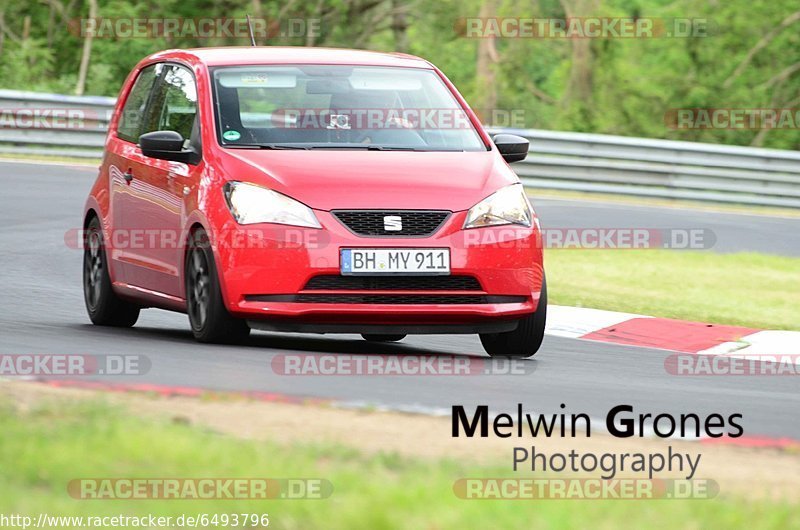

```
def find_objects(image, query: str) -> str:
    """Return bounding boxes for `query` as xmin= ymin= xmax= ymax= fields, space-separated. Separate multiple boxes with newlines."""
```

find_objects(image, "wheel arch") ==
xmin=83 ymin=208 xmax=99 ymax=228
xmin=182 ymin=221 xmax=235 ymax=309
xmin=182 ymin=221 xmax=208 ymax=291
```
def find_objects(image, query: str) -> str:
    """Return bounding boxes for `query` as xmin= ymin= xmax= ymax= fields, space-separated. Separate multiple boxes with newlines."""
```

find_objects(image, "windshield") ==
xmin=211 ymin=65 xmax=487 ymax=151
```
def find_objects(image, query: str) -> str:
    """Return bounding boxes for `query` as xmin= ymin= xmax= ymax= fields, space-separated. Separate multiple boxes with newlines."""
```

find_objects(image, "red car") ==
xmin=82 ymin=47 xmax=546 ymax=357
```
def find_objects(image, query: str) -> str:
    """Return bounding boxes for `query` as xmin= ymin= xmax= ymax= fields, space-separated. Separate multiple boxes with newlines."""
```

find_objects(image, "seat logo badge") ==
xmin=383 ymin=215 xmax=403 ymax=231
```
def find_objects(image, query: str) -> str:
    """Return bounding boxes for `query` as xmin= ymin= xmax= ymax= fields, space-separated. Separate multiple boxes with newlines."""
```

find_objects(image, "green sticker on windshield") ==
xmin=223 ymin=130 xmax=241 ymax=141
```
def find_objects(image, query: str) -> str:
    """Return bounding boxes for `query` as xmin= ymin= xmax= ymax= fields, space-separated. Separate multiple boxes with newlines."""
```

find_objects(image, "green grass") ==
xmin=0 ymin=397 xmax=797 ymax=529
xmin=547 ymin=250 xmax=800 ymax=330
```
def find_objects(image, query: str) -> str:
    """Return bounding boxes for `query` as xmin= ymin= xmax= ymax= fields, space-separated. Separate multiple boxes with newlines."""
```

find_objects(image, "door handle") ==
xmin=123 ymin=170 xmax=134 ymax=183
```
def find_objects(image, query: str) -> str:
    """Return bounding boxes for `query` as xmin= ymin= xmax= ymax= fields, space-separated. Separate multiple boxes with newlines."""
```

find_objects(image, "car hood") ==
xmin=222 ymin=149 xmax=518 ymax=211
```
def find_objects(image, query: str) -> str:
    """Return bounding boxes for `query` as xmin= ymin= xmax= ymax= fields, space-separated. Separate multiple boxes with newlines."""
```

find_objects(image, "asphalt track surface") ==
xmin=1 ymin=160 xmax=798 ymax=439
xmin=533 ymin=197 xmax=800 ymax=257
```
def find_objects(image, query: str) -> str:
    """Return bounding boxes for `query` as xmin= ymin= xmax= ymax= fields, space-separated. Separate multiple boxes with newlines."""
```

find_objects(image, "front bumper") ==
xmin=211 ymin=209 xmax=544 ymax=328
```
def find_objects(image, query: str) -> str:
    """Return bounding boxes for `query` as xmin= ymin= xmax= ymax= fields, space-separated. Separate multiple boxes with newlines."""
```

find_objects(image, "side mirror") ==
xmin=139 ymin=130 xmax=200 ymax=165
xmin=493 ymin=134 xmax=529 ymax=164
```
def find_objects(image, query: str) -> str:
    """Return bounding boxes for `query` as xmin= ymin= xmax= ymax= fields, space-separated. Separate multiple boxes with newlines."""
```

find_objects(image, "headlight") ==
xmin=223 ymin=181 xmax=321 ymax=228
xmin=464 ymin=184 xmax=533 ymax=229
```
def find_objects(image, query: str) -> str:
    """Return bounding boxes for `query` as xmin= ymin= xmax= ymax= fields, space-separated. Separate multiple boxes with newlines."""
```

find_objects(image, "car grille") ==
xmin=303 ymin=275 xmax=482 ymax=291
xmin=295 ymin=294 xmax=488 ymax=304
xmin=332 ymin=210 xmax=450 ymax=237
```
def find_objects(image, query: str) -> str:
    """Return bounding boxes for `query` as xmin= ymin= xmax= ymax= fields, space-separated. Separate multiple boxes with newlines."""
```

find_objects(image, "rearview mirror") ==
xmin=306 ymin=78 xmax=351 ymax=94
xmin=493 ymin=134 xmax=529 ymax=163
xmin=139 ymin=131 xmax=200 ymax=165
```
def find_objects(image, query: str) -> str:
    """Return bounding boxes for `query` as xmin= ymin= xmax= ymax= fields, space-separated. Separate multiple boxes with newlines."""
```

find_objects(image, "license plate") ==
xmin=341 ymin=248 xmax=450 ymax=275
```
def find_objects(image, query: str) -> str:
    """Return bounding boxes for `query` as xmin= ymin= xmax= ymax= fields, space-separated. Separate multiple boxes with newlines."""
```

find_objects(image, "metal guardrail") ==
xmin=0 ymin=89 xmax=113 ymax=159
xmin=1 ymin=89 xmax=799 ymax=208
xmin=493 ymin=128 xmax=800 ymax=208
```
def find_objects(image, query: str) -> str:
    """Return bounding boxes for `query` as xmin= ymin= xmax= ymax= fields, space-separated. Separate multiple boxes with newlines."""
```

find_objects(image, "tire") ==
xmin=185 ymin=228 xmax=250 ymax=344
xmin=361 ymin=334 xmax=407 ymax=342
xmin=83 ymin=216 xmax=140 ymax=327
xmin=480 ymin=277 xmax=547 ymax=358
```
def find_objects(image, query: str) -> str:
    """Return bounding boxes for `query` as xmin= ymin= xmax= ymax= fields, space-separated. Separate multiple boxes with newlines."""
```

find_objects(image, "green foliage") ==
xmin=0 ymin=0 xmax=799 ymax=148
xmin=0 ymin=38 xmax=55 ymax=90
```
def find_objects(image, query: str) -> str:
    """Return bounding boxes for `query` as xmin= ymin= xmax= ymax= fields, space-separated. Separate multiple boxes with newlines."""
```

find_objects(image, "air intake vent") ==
xmin=295 ymin=294 xmax=488 ymax=304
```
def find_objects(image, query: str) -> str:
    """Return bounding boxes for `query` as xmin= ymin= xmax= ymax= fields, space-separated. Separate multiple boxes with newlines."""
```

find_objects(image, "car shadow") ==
xmin=67 ymin=323 xmax=539 ymax=368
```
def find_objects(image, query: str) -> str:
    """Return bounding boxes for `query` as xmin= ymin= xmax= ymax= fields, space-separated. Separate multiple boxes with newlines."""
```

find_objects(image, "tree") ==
xmin=75 ymin=0 xmax=97 ymax=95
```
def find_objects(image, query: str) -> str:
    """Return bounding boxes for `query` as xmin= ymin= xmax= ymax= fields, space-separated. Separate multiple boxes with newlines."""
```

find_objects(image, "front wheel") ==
xmin=480 ymin=277 xmax=547 ymax=358
xmin=185 ymin=229 xmax=250 ymax=344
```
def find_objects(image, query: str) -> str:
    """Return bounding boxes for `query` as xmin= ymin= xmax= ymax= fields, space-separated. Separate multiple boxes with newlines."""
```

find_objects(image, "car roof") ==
xmin=146 ymin=47 xmax=433 ymax=69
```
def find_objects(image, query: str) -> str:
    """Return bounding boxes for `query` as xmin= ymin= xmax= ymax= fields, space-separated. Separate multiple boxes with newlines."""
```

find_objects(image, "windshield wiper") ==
xmin=371 ymin=146 xmax=465 ymax=152
xmin=366 ymin=145 xmax=417 ymax=151
xmin=302 ymin=145 xmax=373 ymax=150
xmin=302 ymin=144 xmax=464 ymax=152
xmin=228 ymin=143 xmax=465 ymax=152
xmin=301 ymin=145 xmax=416 ymax=151
xmin=226 ymin=144 xmax=310 ymax=150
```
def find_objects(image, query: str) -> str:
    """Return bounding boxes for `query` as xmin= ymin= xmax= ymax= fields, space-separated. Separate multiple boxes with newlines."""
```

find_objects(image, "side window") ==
xmin=143 ymin=65 xmax=198 ymax=145
xmin=116 ymin=64 xmax=159 ymax=143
